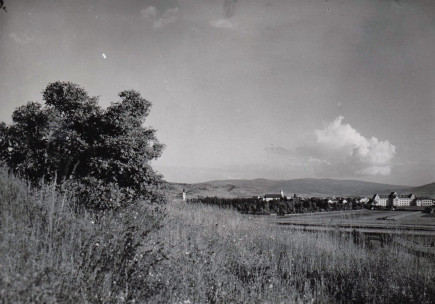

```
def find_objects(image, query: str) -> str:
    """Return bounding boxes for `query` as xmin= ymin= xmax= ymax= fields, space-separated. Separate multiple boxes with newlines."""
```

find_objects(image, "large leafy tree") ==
xmin=0 ymin=82 xmax=164 ymax=209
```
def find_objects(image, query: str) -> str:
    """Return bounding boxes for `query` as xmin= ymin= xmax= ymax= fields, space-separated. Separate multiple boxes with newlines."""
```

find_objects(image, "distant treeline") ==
xmin=187 ymin=197 xmax=365 ymax=215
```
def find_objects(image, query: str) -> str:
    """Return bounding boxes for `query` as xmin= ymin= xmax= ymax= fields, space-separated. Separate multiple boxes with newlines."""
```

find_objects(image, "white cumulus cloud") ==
xmin=313 ymin=116 xmax=396 ymax=176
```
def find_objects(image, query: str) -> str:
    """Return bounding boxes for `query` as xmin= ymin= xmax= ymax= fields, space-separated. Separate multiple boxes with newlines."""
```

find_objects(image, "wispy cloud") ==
xmin=210 ymin=19 xmax=235 ymax=29
xmin=210 ymin=0 xmax=238 ymax=29
xmin=141 ymin=6 xmax=179 ymax=29
xmin=266 ymin=145 xmax=294 ymax=156
xmin=9 ymin=32 xmax=35 ymax=44
xmin=308 ymin=157 xmax=331 ymax=166
xmin=223 ymin=0 xmax=237 ymax=18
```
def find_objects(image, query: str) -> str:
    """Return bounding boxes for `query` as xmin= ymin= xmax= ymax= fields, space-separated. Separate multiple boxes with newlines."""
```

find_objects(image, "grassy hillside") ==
xmin=152 ymin=201 xmax=435 ymax=303
xmin=2 ymin=171 xmax=435 ymax=303
xmin=0 ymin=170 xmax=166 ymax=303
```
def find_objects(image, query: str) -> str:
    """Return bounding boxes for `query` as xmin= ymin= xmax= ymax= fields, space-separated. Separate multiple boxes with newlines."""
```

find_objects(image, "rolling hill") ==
xmin=406 ymin=182 xmax=435 ymax=197
xmin=166 ymin=178 xmax=435 ymax=199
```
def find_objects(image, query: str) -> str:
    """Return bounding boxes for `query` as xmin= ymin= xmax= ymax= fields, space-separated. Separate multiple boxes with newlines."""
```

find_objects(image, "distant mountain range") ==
xmin=167 ymin=178 xmax=435 ymax=198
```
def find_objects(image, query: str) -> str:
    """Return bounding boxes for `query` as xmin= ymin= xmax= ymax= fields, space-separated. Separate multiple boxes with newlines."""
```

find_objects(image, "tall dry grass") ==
xmin=151 ymin=200 xmax=435 ymax=303
xmin=1 ymin=170 xmax=434 ymax=303
xmin=0 ymin=170 xmax=165 ymax=303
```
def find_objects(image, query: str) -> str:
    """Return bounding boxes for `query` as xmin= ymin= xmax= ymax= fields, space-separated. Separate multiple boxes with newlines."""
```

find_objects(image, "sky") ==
xmin=0 ymin=0 xmax=434 ymax=186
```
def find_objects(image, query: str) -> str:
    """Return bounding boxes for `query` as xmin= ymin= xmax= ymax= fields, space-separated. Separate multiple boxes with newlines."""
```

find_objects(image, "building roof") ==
xmin=398 ymin=194 xmax=413 ymax=198
xmin=374 ymin=193 xmax=419 ymax=199
xmin=264 ymin=194 xmax=282 ymax=198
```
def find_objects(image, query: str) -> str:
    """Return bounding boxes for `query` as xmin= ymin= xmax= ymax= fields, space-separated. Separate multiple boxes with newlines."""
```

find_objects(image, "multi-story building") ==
xmin=395 ymin=193 xmax=416 ymax=207
xmin=263 ymin=190 xmax=284 ymax=201
xmin=416 ymin=197 xmax=434 ymax=207
xmin=372 ymin=192 xmax=417 ymax=207
xmin=372 ymin=194 xmax=389 ymax=206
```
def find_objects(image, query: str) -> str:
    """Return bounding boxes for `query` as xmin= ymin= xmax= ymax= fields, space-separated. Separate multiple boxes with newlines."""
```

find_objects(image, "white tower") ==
xmin=280 ymin=190 xmax=284 ymax=198
xmin=182 ymin=189 xmax=186 ymax=201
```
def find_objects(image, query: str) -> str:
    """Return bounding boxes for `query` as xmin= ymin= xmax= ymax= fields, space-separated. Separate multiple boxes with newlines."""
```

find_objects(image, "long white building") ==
xmin=416 ymin=197 xmax=433 ymax=207
xmin=372 ymin=192 xmax=433 ymax=207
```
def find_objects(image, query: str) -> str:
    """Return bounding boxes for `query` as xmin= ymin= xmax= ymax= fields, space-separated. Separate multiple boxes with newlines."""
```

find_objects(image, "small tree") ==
xmin=0 ymin=81 xmax=165 ymax=209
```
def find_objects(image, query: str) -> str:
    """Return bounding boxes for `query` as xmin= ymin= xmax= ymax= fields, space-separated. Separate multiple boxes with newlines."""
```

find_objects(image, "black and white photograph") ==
xmin=1 ymin=0 xmax=434 ymax=303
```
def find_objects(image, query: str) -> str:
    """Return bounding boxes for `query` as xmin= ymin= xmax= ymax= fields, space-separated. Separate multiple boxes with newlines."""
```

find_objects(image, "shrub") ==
xmin=0 ymin=82 xmax=164 ymax=210
xmin=423 ymin=206 xmax=434 ymax=213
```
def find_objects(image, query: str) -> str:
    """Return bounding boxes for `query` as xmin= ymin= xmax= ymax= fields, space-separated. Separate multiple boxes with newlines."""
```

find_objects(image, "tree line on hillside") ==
xmin=187 ymin=197 xmax=365 ymax=215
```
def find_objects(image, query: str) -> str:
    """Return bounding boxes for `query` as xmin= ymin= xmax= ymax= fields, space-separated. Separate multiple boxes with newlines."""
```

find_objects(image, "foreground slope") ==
xmin=2 ymin=170 xmax=435 ymax=303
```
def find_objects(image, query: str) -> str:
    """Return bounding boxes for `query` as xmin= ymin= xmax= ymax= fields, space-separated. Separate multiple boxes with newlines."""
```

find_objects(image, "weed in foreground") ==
xmin=0 ymin=170 xmax=166 ymax=303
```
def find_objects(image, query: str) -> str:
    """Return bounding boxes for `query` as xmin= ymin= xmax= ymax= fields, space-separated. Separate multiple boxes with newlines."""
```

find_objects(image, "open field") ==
xmin=153 ymin=201 xmax=435 ymax=303
xmin=271 ymin=210 xmax=435 ymax=234
xmin=270 ymin=210 xmax=435 ymax=256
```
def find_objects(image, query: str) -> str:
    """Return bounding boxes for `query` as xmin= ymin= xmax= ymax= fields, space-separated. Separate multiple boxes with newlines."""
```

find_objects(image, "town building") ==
xmin=372 ymin=194 xmax=389 ymax=206
xmin=359 ymin=197 xmax=370 ymax=203
xmin=263 ymin=194 xmax=282 ymax=201
xmin=395 ymin=193 xmax=416 ymax=207
xmin=263 ymin=190 xmax=284 ymax=201
xmin=416 ymin=197 xmax=434 ymax=207
xmin=372 ymin=192 xmax=422 ymax=207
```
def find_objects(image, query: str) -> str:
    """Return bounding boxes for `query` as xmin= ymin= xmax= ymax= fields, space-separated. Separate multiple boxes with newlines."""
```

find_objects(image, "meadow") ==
xmin=1 ymin=171 xmax=435 ymax=303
